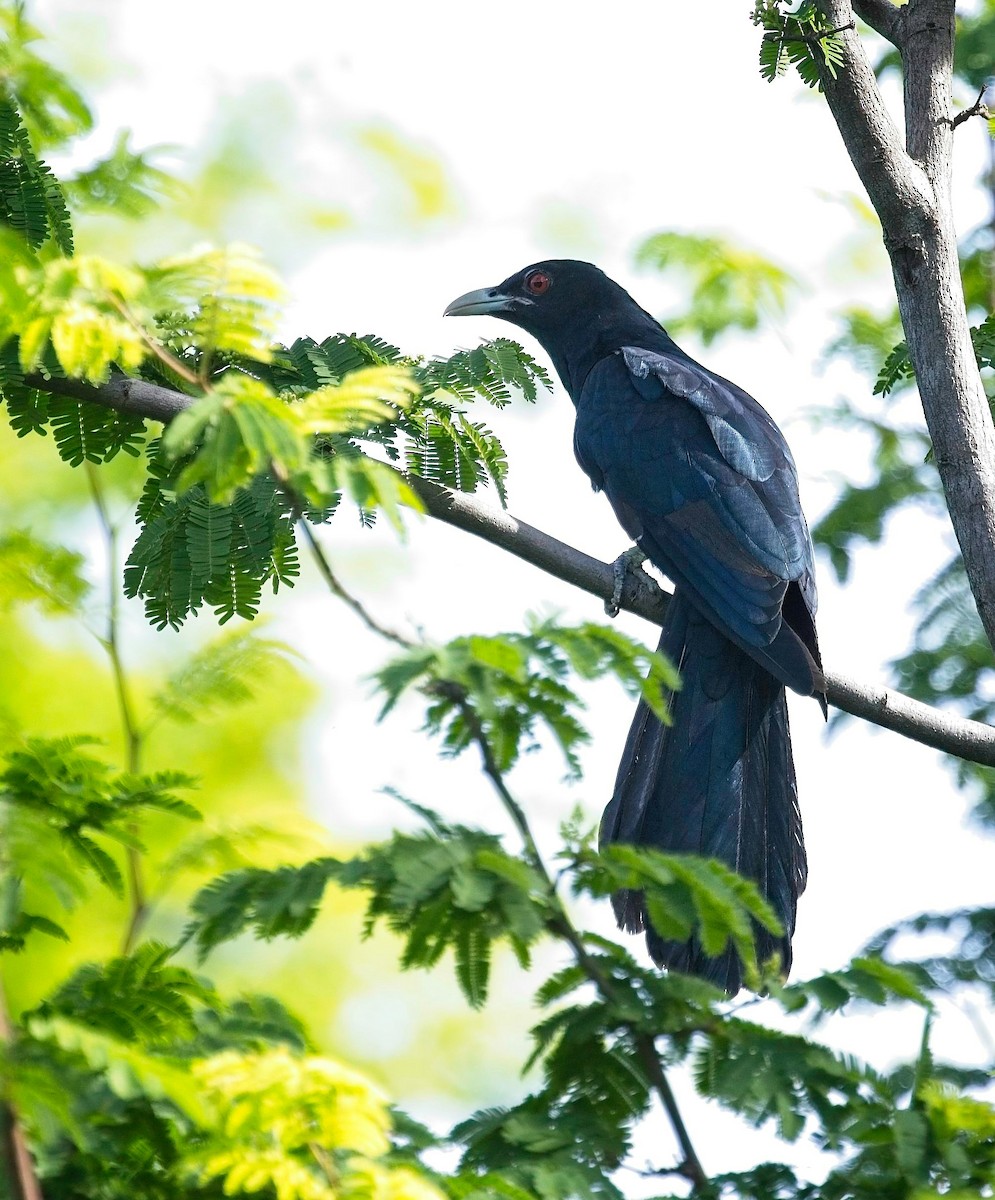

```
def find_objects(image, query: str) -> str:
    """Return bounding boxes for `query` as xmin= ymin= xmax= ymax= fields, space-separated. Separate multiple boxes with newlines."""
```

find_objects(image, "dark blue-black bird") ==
xmin=445 ymin=259 xmax=825 ymax=992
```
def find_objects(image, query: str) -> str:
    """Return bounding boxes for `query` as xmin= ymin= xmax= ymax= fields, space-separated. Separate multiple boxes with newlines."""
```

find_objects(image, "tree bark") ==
xmin=816 ymin=0 xmax=995 ymax=653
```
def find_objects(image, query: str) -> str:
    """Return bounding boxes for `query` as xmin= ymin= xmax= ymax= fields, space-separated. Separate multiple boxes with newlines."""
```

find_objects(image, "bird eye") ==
xmin=525 ymin=270 xmax=552 ymax=296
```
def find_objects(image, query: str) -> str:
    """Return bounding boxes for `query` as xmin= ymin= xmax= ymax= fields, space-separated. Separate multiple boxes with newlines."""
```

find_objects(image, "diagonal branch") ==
xmin=851 ymin=0 xmax=904 ymax=46
xmin=291 ymin=500 xmax=710 ymax=1186
xmin=814 ymin=1 xmax=932 ymax=227
xmin=17 ymin=371 xmax=995 ymax=767
xmin=814 ymin=1 xmax=995 ymax=659
xmin=297 ymin=518 xmax=413 ymax=649
xmin=408 ymin=475 xmax=995 ymax=768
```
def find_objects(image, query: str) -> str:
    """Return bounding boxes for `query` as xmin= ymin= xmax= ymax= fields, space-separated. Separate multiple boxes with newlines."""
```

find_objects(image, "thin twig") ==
xmin=764 ymin=20 xmax=854 ymax=44
xmin=951 ymin=83 xmax=991 ymax=131
xmin=269 ymin=468 xmax=416 ymax=650
xmin=84 ymin=465 xmax=147 ymax=954
xmin=451 ymin=691 xmax=708 ymax=1192
xmin=84 ymin=467 xmax=142 ymax=773
xmin=296 ymin=519 xmax=413 ymax=650
xmin=302 ymin=549 xmax=709 ymax=1187
xmin=309 ymin=1142 xmax=338 ymax=1185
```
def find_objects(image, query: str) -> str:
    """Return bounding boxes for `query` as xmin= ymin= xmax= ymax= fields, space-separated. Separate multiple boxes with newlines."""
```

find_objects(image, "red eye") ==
xmin=525 ymin=270 xmax=552 ymax=296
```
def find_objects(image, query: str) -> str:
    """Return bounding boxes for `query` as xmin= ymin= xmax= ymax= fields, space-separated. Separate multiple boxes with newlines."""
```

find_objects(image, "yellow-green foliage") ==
xmin=194 ymin=1049 xmax=392 ymax=1158
xmin=146 ymin=243 xmax=286 ymax=363
xmin=15 ymin=254 xmax=147 ymax=381
xmin=29 ymin=1019 xmax=447 ymax=1200
xmin=296 ymin=366 xmax=420 ymax=435
xmin=163 ymin=366 xmax=420 ymax=507
xmin=186 ymin=1048 xmax=447 ymax=1200
xmin=0 ymin=240 xmax=287 ymax=383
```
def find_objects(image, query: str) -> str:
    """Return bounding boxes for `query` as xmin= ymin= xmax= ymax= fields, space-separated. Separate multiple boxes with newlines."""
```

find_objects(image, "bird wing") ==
xmin=575 ymin=347 xmax=819 ymax=685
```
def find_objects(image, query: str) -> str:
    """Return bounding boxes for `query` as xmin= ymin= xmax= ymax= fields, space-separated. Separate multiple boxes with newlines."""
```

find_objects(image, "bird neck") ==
xmin=540 ymin=312 xmax=687 ymax=402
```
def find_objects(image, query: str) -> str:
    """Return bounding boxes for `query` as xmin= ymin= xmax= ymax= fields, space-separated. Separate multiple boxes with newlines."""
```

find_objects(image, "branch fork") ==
xmin=951 ymin=84 xmax=991 ymax=131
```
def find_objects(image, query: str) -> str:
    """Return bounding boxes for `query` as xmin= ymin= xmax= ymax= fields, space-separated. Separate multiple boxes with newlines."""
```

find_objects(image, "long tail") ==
xmin=599 ymin=591 xmax=807 ymax=993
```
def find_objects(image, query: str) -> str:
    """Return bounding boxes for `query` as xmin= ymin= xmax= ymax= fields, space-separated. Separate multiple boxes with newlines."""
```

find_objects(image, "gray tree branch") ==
xmin=815 ymin=0 xmax=995 ymax=657
xmin=851 ymin=0 xmax=904 ymax=45
xmin=408 ymin=476 xmax=995 ymax=767
xmin=19 ymin=371 xmax=995 ymax=769
xmin=23 ymin=372 xmax=194 ymax=421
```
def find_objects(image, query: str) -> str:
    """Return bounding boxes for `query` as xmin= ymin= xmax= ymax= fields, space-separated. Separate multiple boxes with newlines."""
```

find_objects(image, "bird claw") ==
xmin=605 ymin=547 xmax=648 ymax=617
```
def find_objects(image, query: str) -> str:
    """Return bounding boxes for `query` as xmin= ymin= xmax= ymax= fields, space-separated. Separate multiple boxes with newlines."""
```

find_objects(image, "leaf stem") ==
xmin=300 ymin=518 xmax=707 ymax=1187
xmin=296 ymin=515 xmax=413 ymax=650
xmin=106 ymin=293 xmax=202 ymax=387
xmin=84 ymin=465 xmax=148 ymax=954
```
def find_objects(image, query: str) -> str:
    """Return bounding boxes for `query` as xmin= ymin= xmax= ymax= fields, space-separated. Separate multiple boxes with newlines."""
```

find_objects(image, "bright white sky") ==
xmin=33 ymin=0 xmax=995 ymax=1187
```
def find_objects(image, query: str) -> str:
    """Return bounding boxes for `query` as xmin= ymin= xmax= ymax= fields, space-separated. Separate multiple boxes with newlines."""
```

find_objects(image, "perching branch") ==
xmin=814 ymin=0 xmax=995 ymax=657
xmin=408 ymin=475 xmax=995 ymax=767
xmin=20 ymin=371 xmax=995 ymax=768
xmin=24 ymin=372 xmax=194 ymax=422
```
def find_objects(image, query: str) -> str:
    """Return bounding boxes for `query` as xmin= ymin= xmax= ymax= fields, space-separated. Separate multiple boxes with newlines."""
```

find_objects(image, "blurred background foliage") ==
xmin=0 ymin=0 xmax=994 ymax=1196
xmin=0 ymin=0 xmax=538 ymax=1120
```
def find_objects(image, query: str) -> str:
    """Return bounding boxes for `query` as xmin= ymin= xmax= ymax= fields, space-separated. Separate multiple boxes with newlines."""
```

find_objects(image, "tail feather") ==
xmin=600 ymin=591 xmax=806 ymax=993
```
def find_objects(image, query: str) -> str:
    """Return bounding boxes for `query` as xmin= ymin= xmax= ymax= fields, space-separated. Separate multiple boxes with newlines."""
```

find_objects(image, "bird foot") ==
xmin=605 ymin=547 xmax=648 ymax=617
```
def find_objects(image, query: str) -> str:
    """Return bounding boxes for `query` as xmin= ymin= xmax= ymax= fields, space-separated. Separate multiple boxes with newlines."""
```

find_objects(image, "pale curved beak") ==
xmin=444 ymin=286 xmax=523 ymax=317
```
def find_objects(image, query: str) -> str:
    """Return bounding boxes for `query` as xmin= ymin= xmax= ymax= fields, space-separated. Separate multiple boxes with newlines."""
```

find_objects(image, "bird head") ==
xmin=444 ymin=259 xmax=677 ymax=399
xmin=443 ymin=259 xmax=627 ymax=341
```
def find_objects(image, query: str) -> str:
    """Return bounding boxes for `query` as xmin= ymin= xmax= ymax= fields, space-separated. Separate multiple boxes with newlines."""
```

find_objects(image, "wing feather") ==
xmin=574 ymin=348 xmax=821 ymax=692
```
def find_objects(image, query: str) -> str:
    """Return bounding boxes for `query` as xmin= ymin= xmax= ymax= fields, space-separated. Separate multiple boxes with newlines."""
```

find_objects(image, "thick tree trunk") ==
xmin=817 ymin=0 xmax=995 ymax=652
